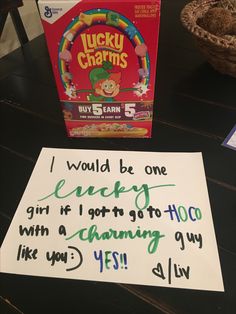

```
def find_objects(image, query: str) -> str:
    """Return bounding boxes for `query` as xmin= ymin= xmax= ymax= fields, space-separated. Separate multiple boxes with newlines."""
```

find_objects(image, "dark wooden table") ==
xmin=1 ymin=1 xmax=236 ymax=313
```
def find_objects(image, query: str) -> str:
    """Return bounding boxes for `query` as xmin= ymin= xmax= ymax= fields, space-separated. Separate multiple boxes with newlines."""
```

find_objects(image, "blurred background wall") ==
xmin=0 ymin=0 xmax=43 ymax=58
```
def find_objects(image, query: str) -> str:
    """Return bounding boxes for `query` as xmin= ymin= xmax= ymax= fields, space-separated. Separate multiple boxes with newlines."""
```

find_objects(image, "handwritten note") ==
xmin=0 ymin=148 xmax=224 ymax=291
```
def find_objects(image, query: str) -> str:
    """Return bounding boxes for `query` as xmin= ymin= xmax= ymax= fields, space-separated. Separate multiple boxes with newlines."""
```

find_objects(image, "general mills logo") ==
xmin=44 ymin=6 xmax=52 ymax=18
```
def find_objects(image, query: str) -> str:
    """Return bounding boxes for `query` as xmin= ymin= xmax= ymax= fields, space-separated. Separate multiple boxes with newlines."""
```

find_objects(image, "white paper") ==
xmin=0 ymin=148 xmax=224 ymax=291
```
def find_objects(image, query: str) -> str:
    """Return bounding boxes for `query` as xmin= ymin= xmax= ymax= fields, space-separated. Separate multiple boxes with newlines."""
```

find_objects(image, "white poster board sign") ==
xmin=0 ymin=148 xmax=224 ymax=291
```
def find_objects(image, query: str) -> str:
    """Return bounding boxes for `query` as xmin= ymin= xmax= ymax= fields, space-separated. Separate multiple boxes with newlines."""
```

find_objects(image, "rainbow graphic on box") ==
xmin=58 ymin=9 xmax=150 ymax=90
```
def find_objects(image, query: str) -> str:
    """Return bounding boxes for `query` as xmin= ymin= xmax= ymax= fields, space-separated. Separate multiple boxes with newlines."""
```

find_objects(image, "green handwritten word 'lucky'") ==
xmin=66 ymin=224 xmax=165 ymax=254
xmin=38 ymin=179 xmax=175 ymax=210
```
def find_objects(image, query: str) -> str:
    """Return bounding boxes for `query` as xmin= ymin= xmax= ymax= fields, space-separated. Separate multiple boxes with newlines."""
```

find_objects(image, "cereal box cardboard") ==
xmin=38 ymin=0 xmax=161 ymax=138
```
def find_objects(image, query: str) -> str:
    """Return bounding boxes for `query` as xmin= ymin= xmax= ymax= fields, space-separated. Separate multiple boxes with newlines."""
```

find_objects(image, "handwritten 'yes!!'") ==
xmin=38 ymin=179 xmax=176 ymax=210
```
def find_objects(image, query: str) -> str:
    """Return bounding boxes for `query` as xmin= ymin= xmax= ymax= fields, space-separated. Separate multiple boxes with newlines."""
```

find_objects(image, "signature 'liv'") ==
xmin=38 ymin=179 xmax=176 ymax=210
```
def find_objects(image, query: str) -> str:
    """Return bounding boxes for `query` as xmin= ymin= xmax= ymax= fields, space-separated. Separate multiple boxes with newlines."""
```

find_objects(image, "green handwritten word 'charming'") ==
xmin=66 ymin=224 xmax=165 ymax=254
xmin=38 ymin=179 xmax=175 ymax=210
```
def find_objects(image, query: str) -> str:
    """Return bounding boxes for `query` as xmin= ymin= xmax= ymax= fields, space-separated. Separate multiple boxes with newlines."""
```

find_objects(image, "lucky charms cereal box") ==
xmin=38 ymin=0 xmax=161 ymax=137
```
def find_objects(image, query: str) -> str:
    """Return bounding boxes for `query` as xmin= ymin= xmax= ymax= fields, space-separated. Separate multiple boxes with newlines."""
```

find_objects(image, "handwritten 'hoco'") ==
xmin=38 ymin=179 xmax=176 ymax=210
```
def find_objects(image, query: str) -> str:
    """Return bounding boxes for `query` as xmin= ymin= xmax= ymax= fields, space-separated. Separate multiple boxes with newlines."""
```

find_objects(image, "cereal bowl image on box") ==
xmin=39 ymin=0 xmax=161 ymax=138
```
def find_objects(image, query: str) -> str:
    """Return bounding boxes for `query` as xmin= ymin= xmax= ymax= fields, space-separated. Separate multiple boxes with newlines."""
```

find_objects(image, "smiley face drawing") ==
xmin=66 ymin=246 xmax=83 ymax=272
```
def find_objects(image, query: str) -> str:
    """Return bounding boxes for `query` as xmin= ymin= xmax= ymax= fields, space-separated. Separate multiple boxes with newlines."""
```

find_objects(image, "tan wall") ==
xmin=0 ymin=0 xmax=44 ymax=58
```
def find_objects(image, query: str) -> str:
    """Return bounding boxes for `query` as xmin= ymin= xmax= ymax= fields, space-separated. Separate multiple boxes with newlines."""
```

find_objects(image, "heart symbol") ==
xmin=152 ymin=263 xmax=166 ymax=280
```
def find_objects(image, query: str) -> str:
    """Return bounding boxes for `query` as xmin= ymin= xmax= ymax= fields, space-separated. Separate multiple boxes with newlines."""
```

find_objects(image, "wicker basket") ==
xmin=181 ymin=0 xmax=236 ymax=77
